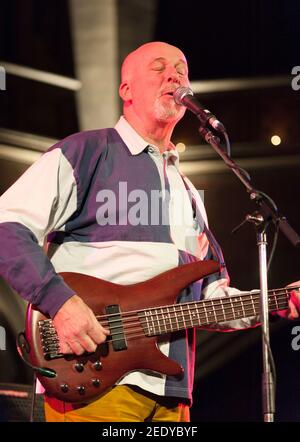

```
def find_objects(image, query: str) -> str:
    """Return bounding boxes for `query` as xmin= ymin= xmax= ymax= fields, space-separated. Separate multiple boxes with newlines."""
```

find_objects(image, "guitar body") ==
xmin=25 ymin=259 xmax=219 ymax=403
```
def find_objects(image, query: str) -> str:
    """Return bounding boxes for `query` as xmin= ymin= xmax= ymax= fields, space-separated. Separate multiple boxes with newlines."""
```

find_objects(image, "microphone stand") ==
xmin=198 ymin=126 xmax=300 ymax=422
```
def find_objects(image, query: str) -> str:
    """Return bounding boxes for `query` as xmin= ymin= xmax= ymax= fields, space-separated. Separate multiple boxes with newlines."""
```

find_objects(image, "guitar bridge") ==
xmin=38 ymin=319 xmax=62 ymax=360
xmin=105 ymin=305 xmax=127 ymax=351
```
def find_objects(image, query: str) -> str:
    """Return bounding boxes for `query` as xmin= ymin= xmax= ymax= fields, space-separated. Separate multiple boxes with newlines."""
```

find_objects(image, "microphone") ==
xmin=173 ymin=86 xmax=226 ymax=133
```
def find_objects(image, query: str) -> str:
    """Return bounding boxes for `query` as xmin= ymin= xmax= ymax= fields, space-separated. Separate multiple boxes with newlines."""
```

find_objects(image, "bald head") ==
xmin=119 ymin=41 xmax=190 ymax=131
xmin=121 ymin=41 xmax=188 ymax=83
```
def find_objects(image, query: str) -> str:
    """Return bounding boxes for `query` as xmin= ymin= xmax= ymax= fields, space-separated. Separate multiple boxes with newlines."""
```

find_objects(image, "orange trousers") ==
xmin=44 ymin=385 xmax=190 ymax=422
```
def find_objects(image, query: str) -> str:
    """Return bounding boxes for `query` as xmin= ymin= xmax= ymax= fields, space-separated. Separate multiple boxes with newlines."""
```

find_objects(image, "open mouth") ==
xmin=163 ymin=91 xmax=175 ymax=97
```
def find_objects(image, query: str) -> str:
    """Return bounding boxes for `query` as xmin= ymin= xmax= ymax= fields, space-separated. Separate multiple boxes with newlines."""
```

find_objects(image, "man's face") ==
xmin=121 ymin=43 xmax=190 ymax=124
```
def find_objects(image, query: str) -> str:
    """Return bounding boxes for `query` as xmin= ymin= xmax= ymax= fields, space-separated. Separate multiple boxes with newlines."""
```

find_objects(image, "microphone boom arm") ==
xmin=198 ymin=126 xmax=300 ymax=247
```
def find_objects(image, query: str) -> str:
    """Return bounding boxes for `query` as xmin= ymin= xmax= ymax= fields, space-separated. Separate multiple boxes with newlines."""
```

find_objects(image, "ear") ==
xmin=119 ymin=81 xmax=132 ymax=102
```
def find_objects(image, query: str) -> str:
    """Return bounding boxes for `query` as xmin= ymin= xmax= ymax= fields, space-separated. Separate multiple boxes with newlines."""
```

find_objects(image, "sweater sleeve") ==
xmin=0 ymin=147 xmax=78 ymax=318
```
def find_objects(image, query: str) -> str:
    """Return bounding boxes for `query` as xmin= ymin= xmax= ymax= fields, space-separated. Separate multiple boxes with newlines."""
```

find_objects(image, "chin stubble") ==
xmin=154 ymin=99 xmax=179 ymax=121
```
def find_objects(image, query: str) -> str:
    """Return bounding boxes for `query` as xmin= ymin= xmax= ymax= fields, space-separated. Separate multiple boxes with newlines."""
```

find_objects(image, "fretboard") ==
xmin=139 ymin=286 xmax=298 ymax=337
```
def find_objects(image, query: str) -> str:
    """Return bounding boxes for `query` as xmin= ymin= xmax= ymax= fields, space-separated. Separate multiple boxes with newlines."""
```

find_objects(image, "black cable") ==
xmin=222 ymin=131 xmax=252 ymax=181
xmin=16 ymin=332 xmax=56 ymax=378
xmin=30 ymin=372 xmax=37 ymax=422
xmin=267 ymin=220 xmax=280 ymax=272
xmin=263 ymin=330 xmax=277 ymax=408
xmin=223 ymin=131 xmax=231 ymax=157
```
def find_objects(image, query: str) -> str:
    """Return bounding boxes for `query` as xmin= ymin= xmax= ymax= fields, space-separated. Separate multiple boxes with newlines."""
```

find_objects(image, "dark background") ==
xmin=0 ymin=0 xmax=300 ymax=422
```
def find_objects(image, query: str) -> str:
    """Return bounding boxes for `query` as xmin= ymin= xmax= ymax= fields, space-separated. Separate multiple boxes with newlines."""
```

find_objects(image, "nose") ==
xmin=165 ymin=67 xmax=181 ymax=84
xmin=167 ymin=74 xmax=180 ymax=84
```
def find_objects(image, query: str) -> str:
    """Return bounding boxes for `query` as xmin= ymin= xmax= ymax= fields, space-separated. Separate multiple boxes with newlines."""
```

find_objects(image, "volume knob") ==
xmin=77 ymin=385 xmax=85 ymax=395
xmin=91 ymin=378 xmax=101 ymax=387
xmin=93 ymin=361 xmax=102 ymax=371
xmin=60 ymin=383 xmax=69 ymax=393
xmin=74 ymin=362 xmax=84 ymax=373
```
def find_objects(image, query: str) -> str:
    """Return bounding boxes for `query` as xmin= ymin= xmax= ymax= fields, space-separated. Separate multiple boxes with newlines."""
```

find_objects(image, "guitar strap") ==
xmin=180 ymin=174 xmax=225 ymax=267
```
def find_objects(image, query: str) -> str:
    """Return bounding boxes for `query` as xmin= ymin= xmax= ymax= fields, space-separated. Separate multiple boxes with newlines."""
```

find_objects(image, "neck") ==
xmin=124 ymin=112 xmax=177 ymax=153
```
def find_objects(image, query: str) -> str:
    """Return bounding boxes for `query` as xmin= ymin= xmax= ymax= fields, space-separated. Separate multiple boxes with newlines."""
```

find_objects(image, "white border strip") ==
xmin=190 ymin=76 xmax=289 ymax=94
xmin=0 ymin=61 xmax=82 ymax=91
xmin=180 ymin=155 xmax=300 ymax=175
xmin=0 ymin=144 xmax=42 ymax=165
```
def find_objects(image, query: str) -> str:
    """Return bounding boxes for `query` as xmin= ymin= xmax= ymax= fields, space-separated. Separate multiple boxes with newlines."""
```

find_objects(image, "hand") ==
xmin=276 ymin=281 xmax=300 ymax=320
xmin=52 ymin=295 xmax=110 ymax=355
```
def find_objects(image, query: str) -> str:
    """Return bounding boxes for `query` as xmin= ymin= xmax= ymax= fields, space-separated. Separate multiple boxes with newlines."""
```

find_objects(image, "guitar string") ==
xmin=105 ymin=299 xmax=289 ymax=344
xmin=99 ymin=292 xmax=290 ymax=329
xmin=41 ymin=286 xmax=297 ymax=329
xmin=42 ymin=293 xmax=289 ymax=339
xmin=106 ymin=298 xmax=289 ymax=335
xmin=49 ymin=298 xmax=289 ymax=352
xmin=99 ymin=299 xmax=288 ymax=335
xmin=43 ymin=295 xmax=289 ymax=352
xmin=44 ymin=301 xmax=289 ymax=356
xmin=43 ymin=293 xmax=290 ymax=338
xmin=94 ymin=286 xmax=298 ymax=322
xmin=41 ymin=283 xmax=299 ymax=353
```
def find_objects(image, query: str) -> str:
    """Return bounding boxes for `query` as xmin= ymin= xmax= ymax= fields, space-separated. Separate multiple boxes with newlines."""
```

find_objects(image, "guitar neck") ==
xmin=139 ymin=287 xmax=295 ymax=337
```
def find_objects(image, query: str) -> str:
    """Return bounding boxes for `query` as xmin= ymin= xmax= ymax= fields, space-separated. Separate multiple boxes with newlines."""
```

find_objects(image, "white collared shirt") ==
xmin=115 ymin=116 xmax=204 ymax=254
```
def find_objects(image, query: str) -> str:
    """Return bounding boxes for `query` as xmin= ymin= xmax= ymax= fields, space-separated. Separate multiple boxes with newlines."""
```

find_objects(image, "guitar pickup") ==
xmin=105 ymin=305 xmax=127 ymax=351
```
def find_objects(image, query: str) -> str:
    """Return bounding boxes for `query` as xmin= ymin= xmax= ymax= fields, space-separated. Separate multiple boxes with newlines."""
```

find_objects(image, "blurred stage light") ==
xmin=271 ymin=135 xmax=281 ymax=146
xmin=176 ymin=142 xmax=186 ymax=153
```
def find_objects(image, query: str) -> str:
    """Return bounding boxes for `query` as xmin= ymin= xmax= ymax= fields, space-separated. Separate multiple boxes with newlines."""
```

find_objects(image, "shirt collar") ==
xmin=114 ymin=116 xmax=179 ymax=164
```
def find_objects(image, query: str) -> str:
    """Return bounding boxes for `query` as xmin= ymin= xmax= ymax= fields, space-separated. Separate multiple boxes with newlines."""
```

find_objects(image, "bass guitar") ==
xmin=23 ymin=259 xmax=293 ymax=403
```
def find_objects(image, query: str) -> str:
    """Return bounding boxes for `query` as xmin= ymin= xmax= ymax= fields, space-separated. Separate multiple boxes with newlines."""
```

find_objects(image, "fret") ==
xmin=281 ymin=289 xmax=289 ymax=310
xmin=240 ymin=296 xmax=246 ymax=317
xmin=195 ymin=303 xmax=202 ymax=327
xmin=166 ymin=306 xmax=173 ymax=332
xmin=233 ymin=297 xmax=242 ymax=318
xmin=176 ymin=305 xmax=182 ymax=328
xmin=229 ymin=297 xmax=236 ymax=319
xmin=192 ymin=304 xmax=198 ymax=326
xmin=250 ymin=293 xmax=257 ymax=316
xmin=173 ymin=305 xmax=179 ymax=331
xmin=151 ymin=309 xmax=157 ymax=335
xmin=273 ymin=291 xmax=279 ymax=311
xmin=213 ymin=299 xmax=220 ymax=322
xmin=211 ymin=300 xmax=218 ymax=322
xmin=220 ymin=299 xmax=226 ymax=321
xmin=150 ymin=309 xmax=156 ymax=335
xmin=154 ymin=309 xmax=161 ymax=335
xmin=149 ymin=311 xmax=156 ymax=335
xmin=202 ymin=301 xmax=209 ymax=325
xmin=275 ymin=289 xmax=288 ymax=311
xmin=268 ymin=292 xmax=275 ymax=312
xmin=144 ymin=310 xmax=152 ymax=336
xmin=285 ymin=289 xmax=290 ymax=302
xmin=187 ymin=304 xmax=193 ymax=327
xmin=161 ymin=307 xmax=167 ymax=333
xmin=179 ymin=304 xmax=187 ymax=328
xmin=190 ymin=303 xmax=198 ymax=327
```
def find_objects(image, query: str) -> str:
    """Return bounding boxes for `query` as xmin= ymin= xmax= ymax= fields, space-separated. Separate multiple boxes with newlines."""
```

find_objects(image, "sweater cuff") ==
xmin=33 ymin=274 xmax=76 ymax=319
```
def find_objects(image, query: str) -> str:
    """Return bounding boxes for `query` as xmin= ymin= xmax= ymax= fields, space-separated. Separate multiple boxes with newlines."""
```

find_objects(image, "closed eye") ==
xmin=151 ymin=65 xmax=165 ymax=72
xmin=176 ymin=65 xmax=188 ymax=76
